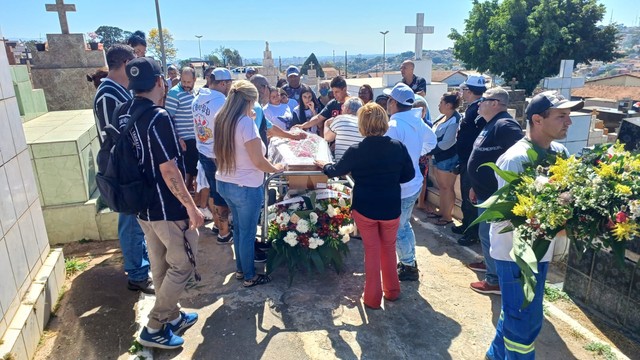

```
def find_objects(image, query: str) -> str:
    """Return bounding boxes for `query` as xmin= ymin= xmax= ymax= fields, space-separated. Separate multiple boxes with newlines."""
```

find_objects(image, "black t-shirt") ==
xmin=322 ymin=136 xmax=415 ymax=220
xmin=401 ymin=75 xmax=427 ymax=94
xmin=456 ymin=100 xmax=487 ymax=165
xmin=115 ymin=97 xmax=188 ymax=221
xmin=467 ymin=111 xmax=523 ymax=201
xmin=319 ymin=99 xmax=343 ymax=119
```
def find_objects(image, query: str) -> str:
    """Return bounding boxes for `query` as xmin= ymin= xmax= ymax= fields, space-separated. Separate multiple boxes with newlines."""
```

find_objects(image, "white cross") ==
xmin=543 ymin=60 xmax=585 ymax=99
xmin=309 ymin=63 xmax=314 ymax=70
xmin=404 ymin=13 xmax=434 ymax=60
xmin=45 ymin=0 xmax=76 ymax=34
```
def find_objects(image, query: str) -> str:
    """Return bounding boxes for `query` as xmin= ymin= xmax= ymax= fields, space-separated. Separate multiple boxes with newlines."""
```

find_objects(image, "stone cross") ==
xmin=309 ymin=63 xmax=314 ymax=70
xmin=404 ymin=13 xmax=434 ymax=60
xmin=45 ymin=0 xmax=76 ymax=34
xmin=508 ymin=77 xmax=519 ymax=90
xmin=543 ymin=60 xmax=585 ymax=99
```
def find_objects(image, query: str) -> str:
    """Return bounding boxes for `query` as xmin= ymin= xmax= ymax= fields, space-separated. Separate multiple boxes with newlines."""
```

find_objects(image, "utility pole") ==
xmin=195 ymin=35 xmax=203 ymax=60
xmin=345 ymin=51 xmax=348 ymax=78
xmin=154 ymin=0 xmax=166 ymax=74
xmin=380 ymin=30 xmax=389 ymax=79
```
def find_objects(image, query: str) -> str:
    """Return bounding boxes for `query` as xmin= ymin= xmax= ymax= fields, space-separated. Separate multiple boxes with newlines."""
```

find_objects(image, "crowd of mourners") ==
xmin=91 ymin=31 xmax=581 ymax=359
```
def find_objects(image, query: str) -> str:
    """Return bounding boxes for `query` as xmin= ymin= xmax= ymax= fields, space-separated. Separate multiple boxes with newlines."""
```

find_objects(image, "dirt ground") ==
xmin=33 ymin=211 xmax=640 ymax=360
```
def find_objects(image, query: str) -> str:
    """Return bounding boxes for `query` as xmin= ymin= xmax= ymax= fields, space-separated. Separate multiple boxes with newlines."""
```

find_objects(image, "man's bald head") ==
xmin=400 ymin=60 xmax=415 ymax=80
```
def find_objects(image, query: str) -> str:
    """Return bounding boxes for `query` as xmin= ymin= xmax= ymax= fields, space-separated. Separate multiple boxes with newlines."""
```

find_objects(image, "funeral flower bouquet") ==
xmin=474 ymin=142 xmax=640 ymax=307
xmin=266 ymin=184 xmax=353 ymax=284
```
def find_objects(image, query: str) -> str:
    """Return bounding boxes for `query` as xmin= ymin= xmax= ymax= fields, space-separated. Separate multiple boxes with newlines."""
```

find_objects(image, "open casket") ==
xmin=268 ymin=133 xmax=333 ymax=189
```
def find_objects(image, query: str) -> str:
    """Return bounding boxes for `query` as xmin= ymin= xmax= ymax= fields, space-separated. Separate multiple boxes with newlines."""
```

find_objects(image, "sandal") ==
xmin=243 ymin=274 xmax=272 ymax=288
xmin=234 ymin=271 xmax=243 ymax=280
xmin=426 ymin=213 xmax=442 ymax=219
xmin=435 ymin=219 xmax=453 ymax=226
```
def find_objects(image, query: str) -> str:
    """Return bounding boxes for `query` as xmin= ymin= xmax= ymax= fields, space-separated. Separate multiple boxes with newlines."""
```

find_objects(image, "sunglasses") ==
xmin=479 ymin=97 xmax=501 ymax=104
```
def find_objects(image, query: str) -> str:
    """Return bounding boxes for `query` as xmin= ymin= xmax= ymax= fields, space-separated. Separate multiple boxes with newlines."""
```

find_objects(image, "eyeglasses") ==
xmin=479 ymin=97 xmax=502 ymax=104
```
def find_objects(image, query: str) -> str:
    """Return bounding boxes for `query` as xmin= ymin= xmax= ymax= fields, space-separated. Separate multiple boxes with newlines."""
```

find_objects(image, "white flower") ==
xmin=267 ymin=212 xmax=277 ymax=222
xmin=296 ymin=219 xmax=310 ymax=233
xmin=341 ymin=234 xmax=350 ymax=243
xmin=309 ymin=212 xmax=318 ymax=224
xmin=338 ymin=197 xmax=346 ymax=207
xmin=284 ymin=231 xmax=298 ymax=247
xmin=629 ymin=200 xmax=640 ymax=219
xmin=339 ymin=224 xmax=354 ymax=235
xmin=327 ymin=205 xmax=337 ymax=217
xmin=276 ymin=212 xmax=290 ymax=225
xmin=289 ymin=203 xmax=301 ymax=211
xmin=308 ymin=236 xmax=325 ymax=249
xmin=534 ymin=176 xmax=549 ymax=192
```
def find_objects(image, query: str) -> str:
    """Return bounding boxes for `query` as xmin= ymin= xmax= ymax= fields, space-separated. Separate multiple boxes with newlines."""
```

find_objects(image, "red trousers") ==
xmin=352 ymin=210 xmax=401 ymax=309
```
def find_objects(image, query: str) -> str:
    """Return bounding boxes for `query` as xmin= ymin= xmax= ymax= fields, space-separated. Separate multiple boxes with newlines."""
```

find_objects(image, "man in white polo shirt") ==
xmin=384 ymin=83 xmax=437 ymax=281
xmin=192 ymin=68 xmax=233 ymax=244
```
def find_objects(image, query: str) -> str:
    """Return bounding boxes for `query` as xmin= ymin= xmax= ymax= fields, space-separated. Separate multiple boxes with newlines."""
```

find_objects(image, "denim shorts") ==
xmin=198 ymin=153 xmax=227 ymax=206
xmin=434 ymin=154 xmax=459 ymax=173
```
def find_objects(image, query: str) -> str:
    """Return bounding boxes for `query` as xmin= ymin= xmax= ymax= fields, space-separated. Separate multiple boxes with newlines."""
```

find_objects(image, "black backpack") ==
xmin=96 ymin=102 xmax=160 ymax=214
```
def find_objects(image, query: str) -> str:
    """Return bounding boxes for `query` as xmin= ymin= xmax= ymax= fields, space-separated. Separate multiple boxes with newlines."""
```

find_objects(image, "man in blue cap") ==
xmin=384 ymin=83 xmax=437 ymax=281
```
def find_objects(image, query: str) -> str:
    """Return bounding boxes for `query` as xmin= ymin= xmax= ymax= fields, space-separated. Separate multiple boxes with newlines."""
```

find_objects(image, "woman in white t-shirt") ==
xmin=214 ymin=80 xmax=285 ymax=288
xmin=263 ymin=87 xmax=294 ymax=130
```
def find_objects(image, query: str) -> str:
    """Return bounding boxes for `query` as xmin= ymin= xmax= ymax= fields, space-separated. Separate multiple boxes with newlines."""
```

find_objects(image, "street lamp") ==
xmin=380 ymin=31 xmax=389 ymax=79
xmin=195 ymin=35 xmax=203 ymax=60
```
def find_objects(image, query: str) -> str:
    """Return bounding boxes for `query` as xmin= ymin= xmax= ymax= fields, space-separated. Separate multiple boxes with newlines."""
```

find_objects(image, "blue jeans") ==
xmin=216 ymin=180 xmax=263 ymax=281
xmin=118 ymin=213 xmax=150 ymax=282
xmin=478 ymin=204 xmax=499 ymax=285
xmin=396 ymin=190 xmax=421 ymax=266
xmin=487 ymin=260 xmax=548 ymax=360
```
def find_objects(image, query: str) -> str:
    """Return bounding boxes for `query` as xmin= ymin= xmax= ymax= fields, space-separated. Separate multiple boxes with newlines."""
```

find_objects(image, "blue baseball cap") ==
xmin=383 ymin=83 xmax=415 ymax=106
xmin=286 ymin=65 xmax=300 ymax=77
xmin=526 ymin=90 xmax=584 ymax=121
xmin=212 ymin=67 xmax=232 ymax=81
xmin=126 ymin=57 xmax=163 ymax=91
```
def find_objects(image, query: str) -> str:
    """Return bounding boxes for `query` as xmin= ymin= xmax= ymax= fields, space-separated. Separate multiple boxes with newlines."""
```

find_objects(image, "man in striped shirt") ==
xmin=93 ymin=44 xmax=154 ymax=294
xmin=165 ymin=67 xmax=197 ymax=190
xmin=324 ymin=97 xmax=364 ymax=161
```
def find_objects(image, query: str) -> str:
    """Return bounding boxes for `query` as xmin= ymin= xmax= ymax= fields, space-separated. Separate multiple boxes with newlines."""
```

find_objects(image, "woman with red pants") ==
xmin=315 ymin=103 xmax=414 ymax=309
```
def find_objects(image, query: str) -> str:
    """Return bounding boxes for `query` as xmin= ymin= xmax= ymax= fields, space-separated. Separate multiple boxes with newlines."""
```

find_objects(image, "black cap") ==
xmin=525 ymin=91 xmax=584 ymax=121
xmin=126 ymin=57 xmax=162 ymax=91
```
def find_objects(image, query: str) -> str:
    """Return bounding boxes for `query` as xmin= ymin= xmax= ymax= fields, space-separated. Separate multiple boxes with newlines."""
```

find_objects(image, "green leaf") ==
xmin=479 ymin=162 xmax=519 ymax=183
xmin=301 ymin=196 xmax=313 ymax=211
xmin=468 ymin=201 xmax=518 ymax=228
xmin=476 ymin=183 xmax=515 ymax=209
xmin=526 ymin=148 xmax=538 ymax=163
xmin=532 ymin=238 xmax=552 ymax=261
xmin=310 ymin=251 xmax=325 ymax=273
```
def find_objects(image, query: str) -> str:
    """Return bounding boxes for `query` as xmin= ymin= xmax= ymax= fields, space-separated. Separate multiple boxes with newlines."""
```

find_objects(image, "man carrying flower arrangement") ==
xmin=486 ymin=91 xmax=583 ymax=360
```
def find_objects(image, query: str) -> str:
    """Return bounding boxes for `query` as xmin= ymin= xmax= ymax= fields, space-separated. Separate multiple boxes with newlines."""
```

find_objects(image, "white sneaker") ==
xmin=199 ymin=207 xmax=213 ymax=221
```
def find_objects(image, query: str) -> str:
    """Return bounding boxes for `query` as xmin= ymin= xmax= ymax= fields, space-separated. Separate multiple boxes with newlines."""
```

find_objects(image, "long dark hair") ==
xmin=296 ymin=87 xmax=319 ymax=124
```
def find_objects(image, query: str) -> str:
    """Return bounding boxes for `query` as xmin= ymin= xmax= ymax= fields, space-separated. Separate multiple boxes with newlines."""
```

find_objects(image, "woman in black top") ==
xmin=315 ymin=103 xmax=414 ymax=309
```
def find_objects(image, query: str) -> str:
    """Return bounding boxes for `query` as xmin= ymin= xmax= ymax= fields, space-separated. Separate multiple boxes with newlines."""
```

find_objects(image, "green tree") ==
xmin=449 ymin=0 xmax=621 ymax=94
xmin=300 ymin=53 xmax=325 ymax=78
xmin=206 ymin=52 xmax=221 ymax=66
xmin=147 ymin=28 xmax=177 ymax=61
xmin=215 ymin=46 xmax=242 ymax=67
xmin=95 ymin=25 xmax=126 ymax=49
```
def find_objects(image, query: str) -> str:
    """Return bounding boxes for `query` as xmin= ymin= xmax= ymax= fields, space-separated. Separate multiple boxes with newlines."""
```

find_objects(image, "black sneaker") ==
xmin=254 ymin=251 xmax=267 ymax=263
xmin=210 ymin=225 xmax=219 ymax=235
xmin=128 ymin=278 xmax=155 ymax=294
xmin=255 ymin=241 xmax=271 ymax=251
xmin=451 ymin=224 xmax=465 ymax=235
xmin=216 ymin=232 xmax=233 ymax=245
xmin=397 ymin=263 xmax=419 ymax=281
xmin=457 ymin=234 xmax=479 ymax=246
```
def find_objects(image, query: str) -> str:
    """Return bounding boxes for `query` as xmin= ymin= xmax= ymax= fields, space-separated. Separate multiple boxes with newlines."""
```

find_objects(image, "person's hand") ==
xmin=249 ymin=109 xmax=257 ymax=120
xmin=314 ymin=160 xmax=328 ymax=168
xmin=187 ymin=206 xmax=205 ymax=230
xmin=179 ymin=138 xmax=187 ymax=152
xmin=273 ymin=163 xmax=287 ymax=173
xmin=290 ymin=131 xmax=307 ymax=140
xmin=292 ymin=124 xmax=304 ymax=130
xmin=469 ymin=188 xmax=477 ymax=204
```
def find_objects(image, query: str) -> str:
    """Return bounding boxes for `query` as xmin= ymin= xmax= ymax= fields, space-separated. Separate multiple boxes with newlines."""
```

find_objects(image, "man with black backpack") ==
xmin=93 ymin=44 xmax=154 ymax=295
xmin=114 ymin=57 xmax=204 ymax=349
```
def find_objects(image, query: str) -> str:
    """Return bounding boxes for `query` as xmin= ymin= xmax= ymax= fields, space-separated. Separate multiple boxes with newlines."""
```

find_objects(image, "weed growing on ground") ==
xmin=584 ymin=342 xmax=617 ymax=360
xmin=569 ymin=328 xmax=586 ymax=340
xmin=65 ymin=257 xmax=89 ymax=276
xmin=544 ymin=284 xmax=570 ymax=302
xmin=2 ymin=353 xmax=16 ymax=360
xmin=51 ymin=285 xmax=68 ymax=315
xmin=129 ymin=340 xmax=143 ymax=354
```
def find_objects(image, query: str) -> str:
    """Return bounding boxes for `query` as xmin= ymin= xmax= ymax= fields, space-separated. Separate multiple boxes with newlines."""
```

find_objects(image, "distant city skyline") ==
xmin=0 ymin=0 xmax=636 ymax=60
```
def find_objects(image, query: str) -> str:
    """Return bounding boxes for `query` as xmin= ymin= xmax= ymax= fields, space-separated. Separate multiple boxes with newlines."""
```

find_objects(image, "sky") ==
xmin=0 ymin=0 xmax=637 ymax=60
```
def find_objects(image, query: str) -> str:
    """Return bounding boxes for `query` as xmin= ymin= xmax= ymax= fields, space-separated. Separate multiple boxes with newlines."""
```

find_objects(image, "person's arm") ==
xmin=399 ymin=145 xmax=416 ymax=183
xmin=245 ymin=138 xmax=286 ymax=173
xmin=324 ymin=118 xmax=337 ymax=142
xmin=422 ymin=126 xmax=438 ymax=155
xmin=428 ymin=120 xmax=458 ymax=155
xmin=267 ymin=125 xmax=307 ymax=140
xmin=315 ymin=145 xmax=356 ymax=177
xmin=164 ymin=90 xmax=179 ymax=118
xmin=295 ymin=113 xmax=327 ymax=130
xmin=159 ymin=159 xmax=204 ymax=229
xmin=95 ymin=95 xmax=120 ymax=142
xmin=416 ymin=77 xmax=427 ymax=96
